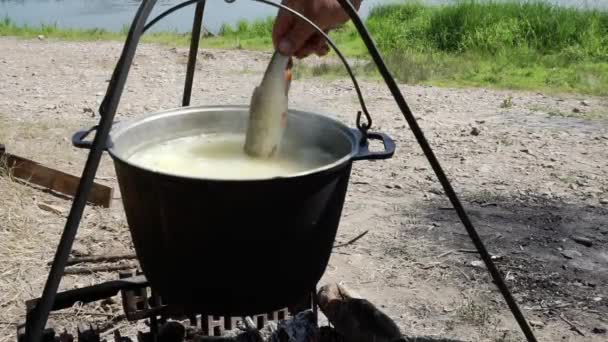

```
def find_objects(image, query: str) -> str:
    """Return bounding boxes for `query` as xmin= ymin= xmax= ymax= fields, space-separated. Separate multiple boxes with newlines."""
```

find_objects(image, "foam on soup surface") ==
xmin=127 ymin=133 xmax=335 ymax=179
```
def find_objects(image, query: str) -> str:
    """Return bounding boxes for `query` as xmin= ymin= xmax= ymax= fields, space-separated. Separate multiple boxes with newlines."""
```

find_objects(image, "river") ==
xmin=1 ymin=0 xmax=606 ymax=34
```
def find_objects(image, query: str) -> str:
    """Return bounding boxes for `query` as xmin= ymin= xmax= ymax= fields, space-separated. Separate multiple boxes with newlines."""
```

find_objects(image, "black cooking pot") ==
xmin=72 ymin=105 xmax=395 ymax=316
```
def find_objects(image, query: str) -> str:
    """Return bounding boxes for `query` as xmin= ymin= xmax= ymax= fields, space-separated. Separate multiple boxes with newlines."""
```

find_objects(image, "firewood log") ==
xmin=317 ymin=283 xmax=403 ymax=342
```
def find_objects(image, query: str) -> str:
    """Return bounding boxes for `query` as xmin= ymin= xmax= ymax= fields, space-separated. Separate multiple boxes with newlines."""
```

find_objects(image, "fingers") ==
xmin=293 ymin=33 xmax=330 ymax=59
xmin=294 ymin=44 xmax=329 ymax=59
xmin=272 ymin=0 xmax=295 ymax=51
xmin=294 ymin=33 xmax=323 ymax=59
xmin=277 ymin=16 xmax=318 ymax=56
xmin=315 ymin=42 xmax=330 ymax=57
xmin=314 ymin=31 xmax=331 ymax=56
xmin=272 ymin=0 xmax=344 ymax=59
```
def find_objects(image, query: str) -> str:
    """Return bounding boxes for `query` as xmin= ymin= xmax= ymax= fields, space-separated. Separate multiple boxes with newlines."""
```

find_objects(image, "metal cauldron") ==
xmin=72 ymin=104 xmax=395 ymax=315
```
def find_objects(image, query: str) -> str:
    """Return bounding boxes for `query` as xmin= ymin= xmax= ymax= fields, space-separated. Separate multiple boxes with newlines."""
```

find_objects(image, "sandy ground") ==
xmin=0 ymin=36 xmax=607 ymax=342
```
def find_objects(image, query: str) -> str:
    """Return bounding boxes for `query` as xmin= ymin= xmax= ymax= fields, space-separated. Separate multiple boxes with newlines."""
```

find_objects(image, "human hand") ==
xmin=272 ymin=0 xmax=361 ymax=59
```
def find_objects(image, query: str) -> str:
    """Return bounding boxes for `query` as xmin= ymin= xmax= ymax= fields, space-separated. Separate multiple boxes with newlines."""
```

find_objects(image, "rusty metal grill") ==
xmin=116 ymin=270 xmax=308 ymax=338
xmin=17 ymin=269 xmax=313 ymax=341
xmin=119 ymin=271 xmax=302 ymax=336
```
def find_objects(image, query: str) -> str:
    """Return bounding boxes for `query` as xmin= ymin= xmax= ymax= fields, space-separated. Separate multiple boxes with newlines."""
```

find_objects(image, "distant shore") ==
xmin=2 ymin=1 xmax=607 ymax=95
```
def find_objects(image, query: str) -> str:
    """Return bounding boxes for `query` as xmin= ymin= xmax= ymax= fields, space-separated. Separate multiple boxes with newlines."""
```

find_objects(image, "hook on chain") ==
xmin=356 ymin=110 xmax=372 ymax=142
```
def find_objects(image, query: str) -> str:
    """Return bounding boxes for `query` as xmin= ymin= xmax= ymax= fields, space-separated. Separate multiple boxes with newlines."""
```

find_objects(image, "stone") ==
xmin=201 ymin=51 xmax=215 ymax=59
xmin=38 ymin=202 xmax=64 ymax=215
xmin=592 ymin=326 xmax=607 ymax=334
xmin=571 ymin=235 xmax=593 ymax=247
xmin=470 ymin=260 xmax=484 ymax=268
xmin=101 ymin=297 xmax=116 ymax=306
xmin=470 ymin=127 xmax=481 ymax=136
xmin=83 ymin=107 xmax=94 ymax=115
xmin=561 ymin=250 xmax=582 ymax=259
xmin=581 ymin=100 xmax=590 ymax=106
xmin=71 ymin=243 xmax=90 ymax=257
xmin=529 ymin=320 xmax=544 ymax=327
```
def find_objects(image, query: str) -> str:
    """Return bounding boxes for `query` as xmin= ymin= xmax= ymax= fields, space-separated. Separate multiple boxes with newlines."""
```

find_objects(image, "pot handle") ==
xmin=72 ymin=125 xmax=99 ymax=150
xmin=352 ymin=131 xmax=396 ymax=161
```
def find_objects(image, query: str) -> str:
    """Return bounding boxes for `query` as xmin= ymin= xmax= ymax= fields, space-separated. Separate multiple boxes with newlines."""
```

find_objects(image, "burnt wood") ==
xmin=317 ymin=283 xmax=402 ymax=342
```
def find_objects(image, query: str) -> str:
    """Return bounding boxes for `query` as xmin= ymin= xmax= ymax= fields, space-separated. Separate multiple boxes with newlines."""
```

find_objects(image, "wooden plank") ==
xmin=0 ymin=146 xmax=113 ymax=208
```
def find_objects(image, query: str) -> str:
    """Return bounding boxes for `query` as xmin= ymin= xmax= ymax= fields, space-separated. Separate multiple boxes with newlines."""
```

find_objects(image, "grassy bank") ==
xmin=2 ymin=1 xmax=607 ymax=95
xmin=213 ymin=0 xmax=608 ymax=95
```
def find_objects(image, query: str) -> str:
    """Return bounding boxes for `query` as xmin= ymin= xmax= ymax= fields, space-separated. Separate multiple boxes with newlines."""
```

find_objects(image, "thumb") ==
xmin=277 ymin=18 xmax=316 ymax=56
xmin=272 ymin=9 xmax=293 ymax=50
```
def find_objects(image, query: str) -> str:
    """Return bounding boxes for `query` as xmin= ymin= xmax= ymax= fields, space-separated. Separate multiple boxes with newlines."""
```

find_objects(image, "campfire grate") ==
xmin=18 ymin=269 xmax=313 ymax=341
xmin=117 ymin=270 xmax=299 ymax=336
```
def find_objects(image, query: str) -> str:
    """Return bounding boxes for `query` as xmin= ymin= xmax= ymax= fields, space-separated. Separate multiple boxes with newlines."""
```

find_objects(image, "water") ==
xmin=0 ymin=0 xmax=393 ymax=34
xmin=1 ymin=0 xmax=606 ymax=34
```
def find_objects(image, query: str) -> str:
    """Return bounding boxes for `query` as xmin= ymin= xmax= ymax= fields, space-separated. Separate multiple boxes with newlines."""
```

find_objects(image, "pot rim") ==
xmin=105 ymin=104 xmax=361 ymax=182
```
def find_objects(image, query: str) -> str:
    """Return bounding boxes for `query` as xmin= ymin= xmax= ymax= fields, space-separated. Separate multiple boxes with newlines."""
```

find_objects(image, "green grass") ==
xmin=2 ymin=1 xmax=607 ymax=95
xmin=0 ymin=17 xmax=199 ymax=45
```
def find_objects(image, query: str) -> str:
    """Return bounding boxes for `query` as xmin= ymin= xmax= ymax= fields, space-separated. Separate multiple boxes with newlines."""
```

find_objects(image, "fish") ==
xmin=243 ymin=51 xmax=292 ymax=159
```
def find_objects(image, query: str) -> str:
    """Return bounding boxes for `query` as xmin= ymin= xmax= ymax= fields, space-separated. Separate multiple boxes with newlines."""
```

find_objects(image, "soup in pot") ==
xmin=126 ymin=132 xmax=336 ymax=180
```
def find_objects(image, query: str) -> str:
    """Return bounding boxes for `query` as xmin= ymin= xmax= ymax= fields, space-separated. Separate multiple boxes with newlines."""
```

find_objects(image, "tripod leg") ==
xmin=23 ymin=1 xmax=159 ymax=341
xmin=183 ymin=0 xmax=207 ymax=107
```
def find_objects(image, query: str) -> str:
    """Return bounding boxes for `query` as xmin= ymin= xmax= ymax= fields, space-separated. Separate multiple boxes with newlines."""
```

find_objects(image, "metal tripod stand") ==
xmin=23 ymin=1 xmax=538 ymax=341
